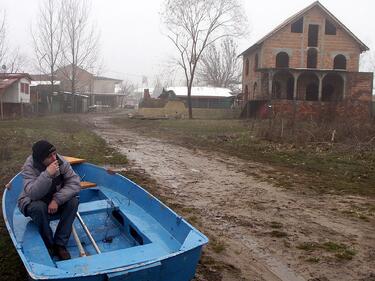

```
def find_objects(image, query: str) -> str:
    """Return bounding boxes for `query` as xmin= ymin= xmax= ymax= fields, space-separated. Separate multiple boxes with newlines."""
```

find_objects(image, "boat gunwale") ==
xmin=2 ymin=163 xmax=208 ymax=279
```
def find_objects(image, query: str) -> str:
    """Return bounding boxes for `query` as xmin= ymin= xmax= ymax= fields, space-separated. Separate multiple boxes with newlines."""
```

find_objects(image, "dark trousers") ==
xmin=25 ymin=197 xmax=79 ymax=248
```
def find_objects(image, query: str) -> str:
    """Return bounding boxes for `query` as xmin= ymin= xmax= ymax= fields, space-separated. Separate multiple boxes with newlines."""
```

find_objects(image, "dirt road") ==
xmin=88 ymin=114 xmax=375 ymax=281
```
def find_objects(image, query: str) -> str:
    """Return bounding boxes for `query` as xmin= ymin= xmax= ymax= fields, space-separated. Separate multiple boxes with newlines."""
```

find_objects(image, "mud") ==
xmin=87 ymin=114 xmax=375 ymax=281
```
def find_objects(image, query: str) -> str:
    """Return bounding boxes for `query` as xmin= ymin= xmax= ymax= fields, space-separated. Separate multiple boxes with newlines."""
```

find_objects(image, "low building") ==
xmin=30 ymin=75 xmax=88 ymax=113
xmin=162 ymin=87 xmax=235 ymax=109
xmin=91 ymin=76 xmax=123 ymax=107
xmin=0 ymin=73 xmax=32 ymax=118
xmin=31 ymin=66 xmax=124 ymax=111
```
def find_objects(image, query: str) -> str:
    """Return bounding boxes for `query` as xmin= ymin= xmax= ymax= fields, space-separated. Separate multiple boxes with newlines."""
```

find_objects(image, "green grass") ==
xmin=297 ymin=241 xmax=356 ymax=261
xmin=111 ymin=118 xmax=375 ymax=197
xmin=0 ymin=115 xmax=128 ymax=281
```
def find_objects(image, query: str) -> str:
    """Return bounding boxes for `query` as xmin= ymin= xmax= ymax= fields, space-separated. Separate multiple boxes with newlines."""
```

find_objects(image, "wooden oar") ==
xmin=76 ymin=212 xmax=101 ymax=254
xmin=72 ymin=225 xmax=86 ymax=257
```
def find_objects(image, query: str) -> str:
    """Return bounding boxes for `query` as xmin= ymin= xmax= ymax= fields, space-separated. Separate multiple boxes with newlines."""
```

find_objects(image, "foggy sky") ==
xmin=0 ymin=0 xmax=374 ymax=86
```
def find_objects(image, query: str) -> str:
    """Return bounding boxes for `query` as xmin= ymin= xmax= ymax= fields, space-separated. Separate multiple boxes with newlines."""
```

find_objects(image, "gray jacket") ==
xmin=18 ymin=154 xmax=81 ymax=215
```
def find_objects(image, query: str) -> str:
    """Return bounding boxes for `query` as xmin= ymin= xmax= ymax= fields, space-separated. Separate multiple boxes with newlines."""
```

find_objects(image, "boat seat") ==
xmin=63 ymin=156 xmax=86 ymax=165
xmin=80 ymin=181 xmax=97 ymax=189
xmin=78 ymin=199 xmax=119 ymax=214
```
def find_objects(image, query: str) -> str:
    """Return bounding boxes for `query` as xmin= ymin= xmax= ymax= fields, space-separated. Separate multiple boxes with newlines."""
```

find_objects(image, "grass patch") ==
xmin=306 ymin=257 xmax=320 ymax=263
xmin=297 ymin=241 xmax=356 ymax=261
xmin=341 ymin=204 xmax=374 ymax=222
xmin=0 ymin=115 xmax=128 ymax=281
xmin=297 ymin=242 xmax=321 ymax=251
xmin=111 ymin=118 xmax=375 ymax=197
xmin=210 ymin=237 xmax=226 ymax=253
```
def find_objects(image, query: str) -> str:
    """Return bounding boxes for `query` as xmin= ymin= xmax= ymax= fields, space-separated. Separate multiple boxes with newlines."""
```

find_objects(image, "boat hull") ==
xmin=3 ymin=162 xmax=208 ymax=280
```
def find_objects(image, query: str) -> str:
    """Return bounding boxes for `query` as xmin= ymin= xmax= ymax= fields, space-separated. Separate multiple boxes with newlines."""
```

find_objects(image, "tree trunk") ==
xmin=187 ymin=84 xmax=193 ymax=119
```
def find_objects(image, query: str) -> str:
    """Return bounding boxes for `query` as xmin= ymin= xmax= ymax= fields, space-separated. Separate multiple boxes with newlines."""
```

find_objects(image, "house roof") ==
xmin=30 ymin=80 xmax=61 ymax=86
xmin=94 ymin=76 xmax=122 ymax=82
xmin=239 ymin=1 xmax=369 ymax=57
xmin=165 ymin=87 xmax=233 ymax=98
xmin=0 ymin=73 xmax=32 ymax=94
xmin=30 ymin=74 xmax=51 ymax=81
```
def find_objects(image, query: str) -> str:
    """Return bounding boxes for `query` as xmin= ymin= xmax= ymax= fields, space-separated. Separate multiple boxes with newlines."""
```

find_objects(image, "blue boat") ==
xmin=2 ymin=157 xmax=208 ymax=280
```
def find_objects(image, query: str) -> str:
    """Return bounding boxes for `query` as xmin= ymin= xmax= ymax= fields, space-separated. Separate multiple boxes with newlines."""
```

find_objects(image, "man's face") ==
xmin=42 ymin=151 xmax=57 ymax=166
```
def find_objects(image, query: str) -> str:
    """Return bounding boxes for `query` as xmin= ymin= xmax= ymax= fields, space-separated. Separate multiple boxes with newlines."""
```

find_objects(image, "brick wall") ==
xmin=242 ymin=51 xmax=262 ymax=101
xmin=260 ymin=6 xmax=362 ymax=71
xmin=346 ymin=72 xmax=373 ymax=101
xmin=268 ymin=100 xmax=371 ymax=122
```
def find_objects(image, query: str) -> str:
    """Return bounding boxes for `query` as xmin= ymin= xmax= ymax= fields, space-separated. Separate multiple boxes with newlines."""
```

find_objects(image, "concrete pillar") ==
xmin=318 ymin=74 xmax=324 ymax=101
xmin=292 ymin=72 xmax=300 ymax=100
xmin=341 ymin=73 xmax=347 ymax=99
xmin=268 ymin=71 xmax=274 ymax=98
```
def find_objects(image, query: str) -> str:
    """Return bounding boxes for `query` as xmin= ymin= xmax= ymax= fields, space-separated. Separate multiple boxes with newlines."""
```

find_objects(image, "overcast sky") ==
xmin=0 ymin=0 xmax=374 ymax=86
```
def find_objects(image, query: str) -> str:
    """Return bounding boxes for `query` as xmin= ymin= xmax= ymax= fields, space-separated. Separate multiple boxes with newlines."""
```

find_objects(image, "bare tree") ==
xmin=162 ymin=0 xmax=247 ymax=118
xmin=32 ymin=0 xmax=63 ymax=94
xmin=119 ymin=80 xmax=134 ymax=107
xmin=197 ymin=37 xmax=241 ymax=89
xmin=0 ymin=11 xmax=28 ymax=74
xmin=6 ymin=48 xmax=29 ymax=73
xmin=60 ymin=0 xmax=100 ymax=95
xmin=0 ymin=10 xmax=6 ymax=65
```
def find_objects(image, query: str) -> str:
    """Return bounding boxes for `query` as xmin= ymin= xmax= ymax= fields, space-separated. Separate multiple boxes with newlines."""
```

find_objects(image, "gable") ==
xmin=240 ymin=1 xmax=368 ymax=56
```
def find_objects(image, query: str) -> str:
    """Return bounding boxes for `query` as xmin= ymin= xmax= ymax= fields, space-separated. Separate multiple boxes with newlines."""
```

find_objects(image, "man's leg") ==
xmin=54 ymin=197 xmax=79 ymax=246
xmin=25 ymin=201 xmax=54 ymax=249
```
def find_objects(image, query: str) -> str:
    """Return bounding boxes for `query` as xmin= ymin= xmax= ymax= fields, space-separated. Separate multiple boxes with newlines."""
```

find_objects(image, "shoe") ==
xmin=53 ymin=244 xmax=71 ymax=260
xmin=47 ymin=247 xmax=54 ymax=257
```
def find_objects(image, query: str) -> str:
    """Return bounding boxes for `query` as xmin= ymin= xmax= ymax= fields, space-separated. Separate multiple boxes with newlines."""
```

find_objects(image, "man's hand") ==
xmin=46 ymin=160 xmax=59 ymax=177
xmin=48 ymin=199 xmax=58 ymax=214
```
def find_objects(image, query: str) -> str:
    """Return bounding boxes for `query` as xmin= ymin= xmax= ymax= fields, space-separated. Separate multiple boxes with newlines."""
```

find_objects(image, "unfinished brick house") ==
xmin=240 ymin=1 xmax=374 ymax=121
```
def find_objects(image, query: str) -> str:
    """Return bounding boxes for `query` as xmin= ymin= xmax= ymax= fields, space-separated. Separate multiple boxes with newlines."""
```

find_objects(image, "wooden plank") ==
xmin=80 ymin=181 xmax=97 ymax=189
xmin=63 ymin=156 xmax=86 ymax=165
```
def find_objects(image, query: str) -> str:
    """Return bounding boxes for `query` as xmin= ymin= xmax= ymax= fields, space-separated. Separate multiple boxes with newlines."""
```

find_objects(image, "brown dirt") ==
xmin=84 ymin=114 xmax=375 ymax=281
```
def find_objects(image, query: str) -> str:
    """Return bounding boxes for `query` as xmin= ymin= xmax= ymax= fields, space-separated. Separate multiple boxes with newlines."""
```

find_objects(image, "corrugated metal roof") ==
xmin=0 ymin=78 xmax=19 ymax=92
xmin=30 ymin=81 xmax=61 ymax=86
xmin=0 ymin=73 xmax=31 ymax=94
xmin=166 ymin=87 xmax=233 ymax=98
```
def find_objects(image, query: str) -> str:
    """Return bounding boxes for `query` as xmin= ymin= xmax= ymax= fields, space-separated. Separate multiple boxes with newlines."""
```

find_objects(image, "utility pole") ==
xmin=1 ymin=64 xmax=6 ymax=120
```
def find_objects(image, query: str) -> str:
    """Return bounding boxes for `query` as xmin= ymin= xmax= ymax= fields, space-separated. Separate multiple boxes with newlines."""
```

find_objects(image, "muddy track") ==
xmin=85 ymin=114 xmax=375 ymax=281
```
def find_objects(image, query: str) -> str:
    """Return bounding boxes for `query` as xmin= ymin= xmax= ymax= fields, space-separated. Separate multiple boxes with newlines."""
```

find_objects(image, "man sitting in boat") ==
xmin=17 ymin=140 xmax=81 ymax=260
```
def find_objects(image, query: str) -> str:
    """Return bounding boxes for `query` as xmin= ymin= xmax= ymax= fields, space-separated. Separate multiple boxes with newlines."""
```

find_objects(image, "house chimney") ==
xmin=143 ymin=88 xmax=151 ymax=100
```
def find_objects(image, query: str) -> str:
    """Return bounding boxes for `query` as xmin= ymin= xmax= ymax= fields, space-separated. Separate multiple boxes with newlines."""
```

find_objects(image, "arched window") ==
xmin=276 ymin=52 xmax=289 ymax=68
xmin=245 ymin=58 xmax=249 ymax=76
xmin=307 ymin=48 xmax=317 ymax=68
xmin=245 ymin=85 xmax=249 ymax=100
xmin=333 ymin=54 xmax=346 ymax=70
xmin=306 ymin=83 xmax=318 ymax=101
xmin=254 ymin=54 xmax=259 ymax=71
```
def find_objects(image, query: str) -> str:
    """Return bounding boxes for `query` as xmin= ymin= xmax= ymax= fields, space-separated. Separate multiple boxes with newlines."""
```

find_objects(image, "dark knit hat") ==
xmin=32 ymin=140 xmax=56 ymax=162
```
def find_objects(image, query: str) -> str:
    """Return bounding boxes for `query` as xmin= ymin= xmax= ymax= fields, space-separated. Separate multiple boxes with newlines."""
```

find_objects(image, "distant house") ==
xmin=32 ymin=65 xmax=124 ymax=111
xmin=30 ymin=74 xmax=88 ymax=114
xmin=0 ymin=73 xmax=32 ymax=118
xmin=240 ymin=1 xmax=373 ymax=121
xmin=162 ymin=87 xmax=234 ymax=109
xmin=92 ymin=76 xmax=123 ymax=107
